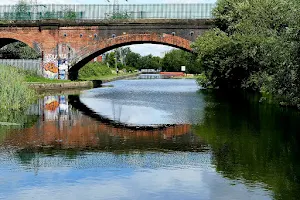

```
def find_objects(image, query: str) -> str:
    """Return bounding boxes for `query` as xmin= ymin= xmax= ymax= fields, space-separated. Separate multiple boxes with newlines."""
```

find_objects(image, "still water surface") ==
xmin=0 ymin=78 xmax=300 ymax=200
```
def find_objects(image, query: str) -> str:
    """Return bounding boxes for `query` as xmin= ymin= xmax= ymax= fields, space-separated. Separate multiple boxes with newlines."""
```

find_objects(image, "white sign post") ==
xmin=181 ymin=66 xmax=186 ymax=72
xmin=181 ymin=66 xmax=186 ymax=76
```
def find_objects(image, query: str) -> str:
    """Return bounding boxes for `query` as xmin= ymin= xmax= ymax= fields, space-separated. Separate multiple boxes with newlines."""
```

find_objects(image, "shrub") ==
xmin=196 ymin=73 xmax=211 ymax=88
xmin=78 ymin=62 xmax=112 ymax=80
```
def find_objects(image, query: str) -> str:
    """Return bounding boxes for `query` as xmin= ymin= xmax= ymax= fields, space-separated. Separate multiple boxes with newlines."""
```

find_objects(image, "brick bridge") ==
xmin=0 ymin=19 xmax=213 ymax=79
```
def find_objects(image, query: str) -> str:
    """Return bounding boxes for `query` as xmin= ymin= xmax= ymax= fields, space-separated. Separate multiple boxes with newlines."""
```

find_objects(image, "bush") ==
xmin=123 ymin=66 xmax=137 ymax=73
xmin=196 ymin=73 xmax=211 ymax=88
xmin=192 ymin=0 xmax=300 ymax=106
xmin=0 ymin=65 xmax=36 ymax=110
xmin=78 ymin=62 xmax=112 ymax=80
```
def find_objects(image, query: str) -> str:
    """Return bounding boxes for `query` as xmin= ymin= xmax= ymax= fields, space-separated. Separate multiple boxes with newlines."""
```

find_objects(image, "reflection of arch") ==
xmin=68 ymin=95 xmax=185 ymax=131
xmin=69 ymin=33 xmax=192 ymax=79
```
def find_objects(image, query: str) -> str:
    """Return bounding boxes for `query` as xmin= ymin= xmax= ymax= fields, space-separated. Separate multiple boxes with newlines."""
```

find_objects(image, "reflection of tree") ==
xmin=194 ymin=90 xmax=300 ymax=200
xmin=0 ymin=109 xmax=38 ymax=144
xmin=16 ymin=149 xmax=36 ymax=165
xmin=15 ymin=148 xmax=80 ymax=174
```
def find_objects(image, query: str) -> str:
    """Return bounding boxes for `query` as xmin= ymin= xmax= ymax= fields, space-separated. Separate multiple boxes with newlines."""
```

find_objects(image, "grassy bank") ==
xmin=20 ymin=69 xmax=72 ymax=83
xmin=78 ymin=62 xmax=138 ymax=81
xmin=170 ymin=74 xmax=200 ymax=79
xmin=26 ymin=75 xmax=71 ymax=83
xmin=78 ymin=62 xmax=112 ymax=80
xmin=0 ymin=65 xmax=36 ymax=110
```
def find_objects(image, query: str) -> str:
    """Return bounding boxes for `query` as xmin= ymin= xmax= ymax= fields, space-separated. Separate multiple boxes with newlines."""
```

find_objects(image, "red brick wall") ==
xmin=0 ymin=24 xmax=196 ymax=79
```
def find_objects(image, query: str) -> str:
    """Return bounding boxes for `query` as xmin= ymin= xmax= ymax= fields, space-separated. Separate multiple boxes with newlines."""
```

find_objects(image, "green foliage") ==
xmin=194 ymin=90 xmax=300 ymax=199
xmin=138 ymin=54 xmax=161 ymax=70
xmin=110 ymin=12 xmax=131 ymax=19
xmin=0 ymin=41 xmax=40 ymax=59
xmin=105 ymin=51 xmax=116 ymax=68
xmin=41 ymin=11 xmax=57 ymax=19
xmin=162 ymin=49 xmax=201 ymax=73
xmin=24 ymin=72 xmax=71 ymax=83
xmin=63 ymin=10 xmax=77 ymax=20
xmin=122 ymin=66 xmax=137 ymax=73
xmin=125 ymin=51 xmax=141 ymax=69
xmin=78 ymin=62 xmax=112 ymax=80
xmin=196 ymin=73 xmax=211 ymax=88
xmin=192 ymin=0 xmax=300 ymax=106
xmin=103 ymin=47 xmax=201 ymax=74
xmin=14 ymin=0 xmax=31 ymax=20
xmin=0 ymin=65 xmax=36 ymax=110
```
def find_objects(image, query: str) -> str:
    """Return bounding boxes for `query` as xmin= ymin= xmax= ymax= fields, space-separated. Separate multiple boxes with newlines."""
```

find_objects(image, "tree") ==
xmin=105 ymin=51 xmax=116 ymax=68
xmin=162 ymin=49 xmax=200 ymax=73
xmin=125 ymin=51 xmax=141 ymax=68
xmin=192 ymin=0 xmax=300 ymax=106
xmin=138 ymin=54 xmax=161 ymax=70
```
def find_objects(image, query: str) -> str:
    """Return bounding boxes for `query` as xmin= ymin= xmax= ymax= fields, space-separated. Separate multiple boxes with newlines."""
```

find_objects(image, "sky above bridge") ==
xmin=5 ymin=0 xmax=217 ymax=57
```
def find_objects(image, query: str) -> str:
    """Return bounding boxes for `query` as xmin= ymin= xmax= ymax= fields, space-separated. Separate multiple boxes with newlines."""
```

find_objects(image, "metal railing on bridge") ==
xmin=0 ymin=59 xmax=42 ymax=75
xmin=0 ymin=4 xmax=215 ymax=20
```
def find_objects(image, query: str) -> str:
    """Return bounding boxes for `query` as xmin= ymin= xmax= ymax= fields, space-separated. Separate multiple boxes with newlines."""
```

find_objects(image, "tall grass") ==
xmin=0 ymin=65 xmax=36 ymax=110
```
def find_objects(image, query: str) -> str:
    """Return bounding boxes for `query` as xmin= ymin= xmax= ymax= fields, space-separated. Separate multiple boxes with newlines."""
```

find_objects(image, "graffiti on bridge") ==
xmin=43 ymin=45 xmax=72 ymax=79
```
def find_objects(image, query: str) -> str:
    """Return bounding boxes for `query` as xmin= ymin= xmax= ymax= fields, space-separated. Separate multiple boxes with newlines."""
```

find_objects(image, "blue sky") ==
xmin=8 ymin=0 xmax=217 ymax=57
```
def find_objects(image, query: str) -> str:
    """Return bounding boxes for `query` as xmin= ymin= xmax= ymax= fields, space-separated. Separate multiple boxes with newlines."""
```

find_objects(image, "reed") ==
xmin=0 ymin=65 xmax=36 ymax=110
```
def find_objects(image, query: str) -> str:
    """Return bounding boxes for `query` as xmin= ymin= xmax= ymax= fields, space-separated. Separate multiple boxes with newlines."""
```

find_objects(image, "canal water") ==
xmin=0 ymin=78 xmax=300 ymax=200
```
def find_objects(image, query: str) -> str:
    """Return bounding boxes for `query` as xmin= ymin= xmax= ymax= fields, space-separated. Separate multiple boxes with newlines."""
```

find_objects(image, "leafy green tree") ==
xmin=192 ymin=0 xmax=300 ymax=105
xmin=105 ymin=51 xmax=116 ymax=68
xmin=138 ymin=54 xmax=161 ymax=70
xmin=162 ymin=49 xmax=201 ymax=73
xmin=125 ymin=51 xmax=141 ymax=69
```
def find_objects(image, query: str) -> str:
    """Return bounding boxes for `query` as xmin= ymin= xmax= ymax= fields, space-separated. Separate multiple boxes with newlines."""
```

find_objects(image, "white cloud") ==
xmin=4 ymin=166 xmax=271 ymax=200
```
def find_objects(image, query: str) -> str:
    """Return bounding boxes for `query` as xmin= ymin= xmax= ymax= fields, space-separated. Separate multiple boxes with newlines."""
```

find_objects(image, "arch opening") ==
xmin=69 ymin=40 xmax=193 ymax=80
xmin=0 ymin=38 xmax=41 ymax=59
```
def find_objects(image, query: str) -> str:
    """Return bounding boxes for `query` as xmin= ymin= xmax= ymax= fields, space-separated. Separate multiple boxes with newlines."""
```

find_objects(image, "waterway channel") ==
xmin=0 ymin=78 xmax=300 ymax=200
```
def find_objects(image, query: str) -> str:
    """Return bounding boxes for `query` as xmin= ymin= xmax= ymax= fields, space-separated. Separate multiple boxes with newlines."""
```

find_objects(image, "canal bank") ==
xmin=27 ymin=73 xmax=139 ymax=90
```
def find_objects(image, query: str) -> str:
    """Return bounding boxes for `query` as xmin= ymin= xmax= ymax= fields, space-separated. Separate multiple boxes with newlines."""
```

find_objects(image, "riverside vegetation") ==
xmin=1 ymin=0 xmax=299 ymax=109
xmin=0 ymin=65 xmax=35 ymax=110
xmin=78 ymin=62 xmax=113 ymax=80
xmin=193 ymin=0 xmax=300 ymax=107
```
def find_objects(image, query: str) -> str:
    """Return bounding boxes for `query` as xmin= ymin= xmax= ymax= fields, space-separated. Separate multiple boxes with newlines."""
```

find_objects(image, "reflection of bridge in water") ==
xmin=3 ymin=95 xmax=205 ymax=152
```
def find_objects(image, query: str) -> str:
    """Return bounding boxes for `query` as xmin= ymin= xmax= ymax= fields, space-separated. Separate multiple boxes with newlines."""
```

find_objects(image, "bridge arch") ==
xmin=0 ymin=33 xmax=42 ymax=53
xmin=69 ymin=33 xmax=193 ymax=79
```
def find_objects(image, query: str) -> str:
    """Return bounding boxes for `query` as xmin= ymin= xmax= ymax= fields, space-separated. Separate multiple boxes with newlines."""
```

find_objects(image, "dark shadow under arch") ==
xmin=69 ymin=41 xmax=194 ymax=80
xmin=0 ymin=38 xmax=41 ymax=58
xmin=0 ymin=38 xmax=18 ymax=49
